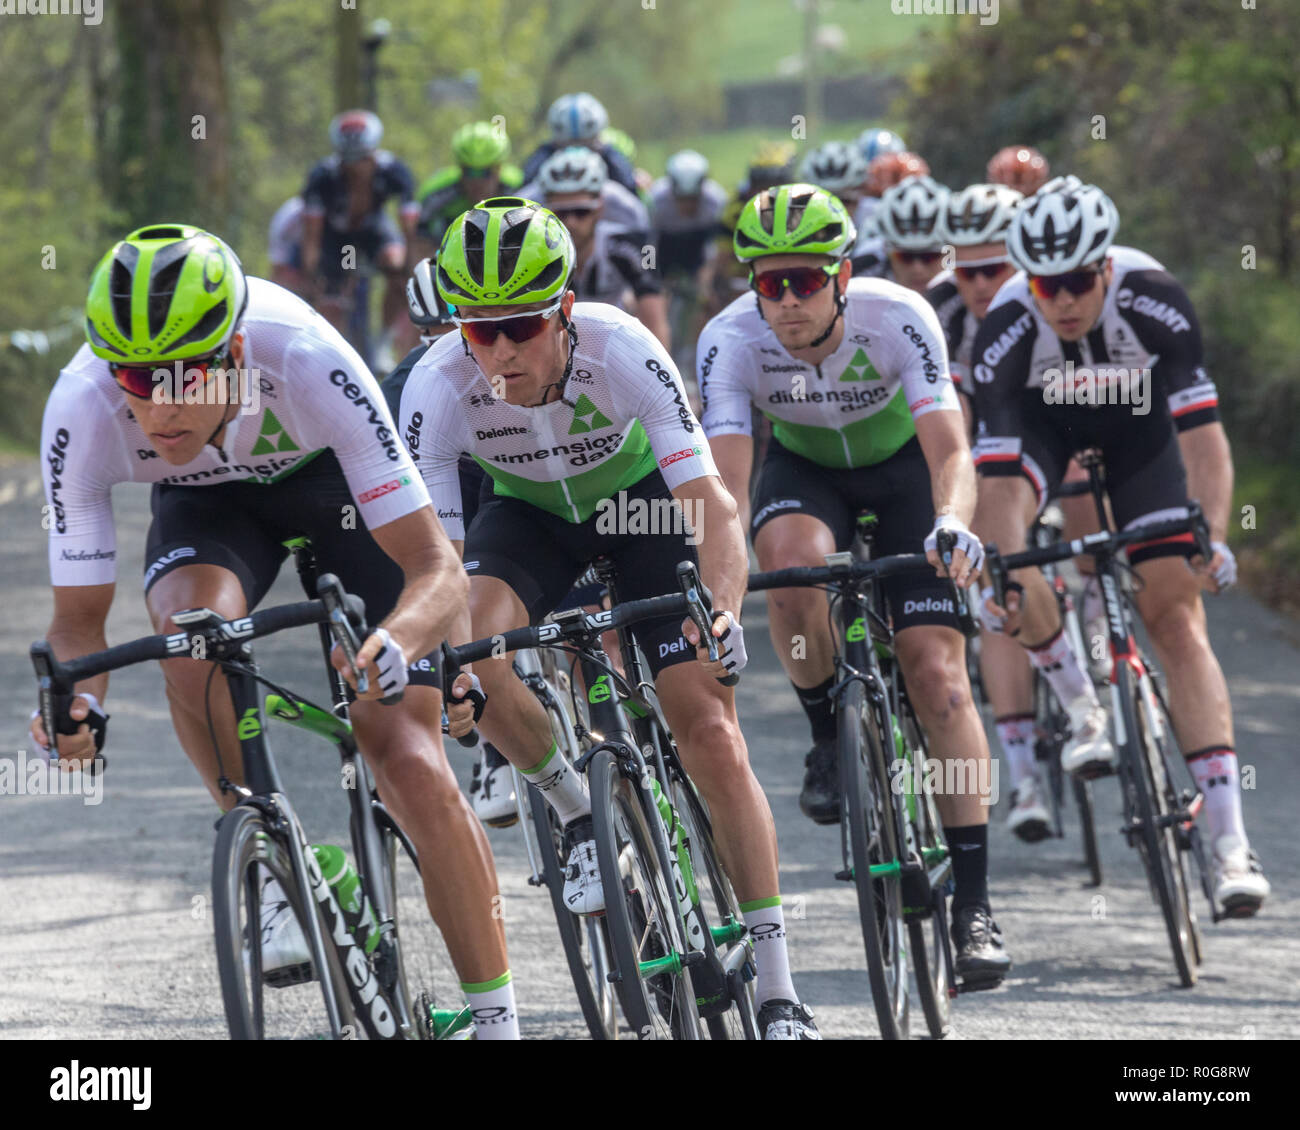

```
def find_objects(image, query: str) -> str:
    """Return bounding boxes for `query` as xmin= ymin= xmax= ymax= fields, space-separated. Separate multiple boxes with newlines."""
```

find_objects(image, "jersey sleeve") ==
xmin=881 ymin=288 xmax=961 ymax=421
xmin=925 ymin=278 xmax=970 ymax=396
xmin=301 ymin=163 xmax=330 ymax=217
xmin=42 ymin=371 xmax=124 ymax=587
xmin=970 ymin=297 xmax=1038 ymax=476
xmin=606 ymin=318 xmax=718 ymax=488
xmin=696 ymin=319 xmax=754 ymax=440
xmin=398 ymin=360 xmax=471 ymax=541
xmin=1117 ymin=269 xmax=1218 ymax=431
xmin=284 ymin=331 xmax=432 ymax=529
xmin=606 ymin=228 xmax=662 ymax=298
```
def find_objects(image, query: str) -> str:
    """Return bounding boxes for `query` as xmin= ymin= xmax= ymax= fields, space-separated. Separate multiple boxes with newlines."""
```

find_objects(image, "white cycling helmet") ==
xmin=940 ymin=183 xmax=1024 ymax=246
xmin=857 ymin=128 xmax=906 ymax=164
xmin=537 ymin=145 xmax=608 ymax=196
xmin=1033 ymin=173 xmax=1083 ymax=198
xmin=876 ymin=175 xmax=950 ymax=250
xmin=799 ymin=140 xmax=870 ymax=197
xmin=329 ymin=109 xmax=382 ymax=161
xmin=406 ymin=257 xmax=454 ymax=328
xmin=665 ymin=149 xmax=709 ymax=196
xmin=1007 ymin=181 xmax=1119 ymax=274
xmin=547 ymin=92 xmax=609 ymax=142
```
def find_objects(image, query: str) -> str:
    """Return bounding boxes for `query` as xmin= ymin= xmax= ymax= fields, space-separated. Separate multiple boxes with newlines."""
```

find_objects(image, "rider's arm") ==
xmin=33 ymin=583 xmax=114 ymax=754
xmin=914 ymin=409 xmax=977 ymax=527
xmin=609 ymin=228 xmax=670 ymax=349
xmin=300 ymin=212 xmax=324 ymax=280
xmin=671 ymin=471 xmax=748 ymax=615
xmin=709 ymin=435 xmax=754 ymax=534
xmin=1178 ymin=422 xmax=1233 ymax=545
xmin=695 ymin=319 xmax=754 ymax=529
xmin=633 ymin=293 xmax=671 ymax=350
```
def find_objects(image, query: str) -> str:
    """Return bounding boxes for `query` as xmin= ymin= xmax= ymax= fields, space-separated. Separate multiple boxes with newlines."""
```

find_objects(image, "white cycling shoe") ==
xmin=1211 ymin=834 xmax=1270 ymax=918
xmin=470 ymin=743 xmax=518 ymax=828
xmin=1060 ymin=698 xmax=1116 ymax=777
xmin=249 ymin=873 xmax=312 ymax=988
xmin=1007 ymin=776 xmax=1052 ymax=843
xmin=561 ymin=815 xmax=605 ymax=916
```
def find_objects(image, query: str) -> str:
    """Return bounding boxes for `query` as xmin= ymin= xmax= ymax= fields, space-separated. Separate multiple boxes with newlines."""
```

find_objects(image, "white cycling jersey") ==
xmin=267 ymin=196 xmax=304 ymax=267
xmin=697 ymin=277 xmax=959 ymax=468
xmin=648 ymin=177 xmax=728 ymax=232
xmin=398 ymin=302 xmax=716 ymax=540
xmin=42 ymin=278 xmax=430 ymax=587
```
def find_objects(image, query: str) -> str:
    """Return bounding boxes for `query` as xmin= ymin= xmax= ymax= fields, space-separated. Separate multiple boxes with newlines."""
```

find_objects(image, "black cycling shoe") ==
xmin=798 ymin=738 xmax=840 ymax=825
xmin=757 ymin=998 xmax=822 ymax=1040
xmin=952 ymin=904 xmax=1011 ymax=989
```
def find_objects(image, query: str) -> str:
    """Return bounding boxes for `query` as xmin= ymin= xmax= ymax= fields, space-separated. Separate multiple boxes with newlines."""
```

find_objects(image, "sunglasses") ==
xmin=955 ymin=260 xmax=1012 ymax=281
xmin=750 ymin=264 xmax=838 ymax=301
xmin=111 ymin=355 xmax=221 ymax=400
xmin=890 ymin=250 xmax=943 ymax=266
xmin=550 ymin=205 xmax=599 ymax=220
xmin=454 ymin=300 xmax=563 ymax=346
xmin=1028 ymin=266 xmax=1104 ymax=301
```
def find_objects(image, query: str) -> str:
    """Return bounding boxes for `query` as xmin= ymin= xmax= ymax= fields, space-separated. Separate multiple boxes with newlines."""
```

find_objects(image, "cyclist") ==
xmin=971 ymin=181 xmax=1271 ymax=915
xmin=414 ymin=120 xmax=524 ymax=254
xmin=401 ymin=197 xmax=821 ymax=1038
xmin=927 ymin=182 xmax=1099 ymax=840
xmin=798 ymin=140 xmax=880 ymax=278
xmin=857 ymin=153 xmax=931 ymax=278
xmin=267 ymin=194 xmax=306 ymax=297
xmin=535 ymin=146 xmax=670 ymax=349
xmin=34 ymin=225 xmax=521 ymax=1038
xmin=300 ymin=109 xmax=419 ymax=351
xmin=600 ymin=125 xmax=654 ymax=198
xmin=697 ymin=184 xmax=1012 ymax=987
xmin=876 ymin=175 xmax=950 ymax=293
xmin=521 ymin=92 xmax=640 ymax=195
xmin=380 ymin=259 xmax=519 ymax=829
xmin=987 ymin=145 xmax=1051 ymax=196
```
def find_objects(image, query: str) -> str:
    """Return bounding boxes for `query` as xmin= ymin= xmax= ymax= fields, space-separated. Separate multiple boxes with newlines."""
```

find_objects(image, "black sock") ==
xmin=944 ymin=824 xmax=989 ymax=912
xmin=792 ymin=676 xmax=837 ymax=744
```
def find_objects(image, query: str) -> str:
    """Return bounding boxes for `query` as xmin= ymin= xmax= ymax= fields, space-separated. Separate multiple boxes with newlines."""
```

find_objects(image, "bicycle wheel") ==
xmin=1033 ymin=673 xmax=1066 ymax=839
xmin=212 ymin=805 xmax=355 ymax=1039
xmin=899 ymin=706 xmax=952 ymax=1039
xmin=667 ymin=767 xmax=759 ymax=1040
xmin=589 ymin=748 xmax=701 ymax=1040
xmin=527 ymin=785 xmax=618 ymax=1038
xmin=1115 ymin=664 xmax=1197 ymax=986
xmin=1072 ymin=774 xmax=1103 ymax=887
xmin=839 ymin=679 xmax=909 ymax=1039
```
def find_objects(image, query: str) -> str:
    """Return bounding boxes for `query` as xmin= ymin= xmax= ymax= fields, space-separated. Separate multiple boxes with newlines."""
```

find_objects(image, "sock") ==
xmin=792 ymin=676 xmax=837 ymax=744
xmin=996 ymin=714 xmax=1037 ymax=790
xmin=462 ymin=971 xmax=520 ymax=1040
xmin=1185 ymin=746 xmax=1247 ymax=844
xmin=1026 ymin=627 xmax=1096 ymax=710
xmin=521 ymin=739 xmax=590 ymax=825
xmin=944 ymin=824 xmax=989 ymax=912
xmin=740 ymin=896 xmax=798 ymax=1007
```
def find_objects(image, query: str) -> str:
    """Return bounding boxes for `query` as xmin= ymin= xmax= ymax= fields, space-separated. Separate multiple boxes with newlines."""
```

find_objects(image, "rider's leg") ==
xmin=981 ymin=628 xmax=1037 ymax=789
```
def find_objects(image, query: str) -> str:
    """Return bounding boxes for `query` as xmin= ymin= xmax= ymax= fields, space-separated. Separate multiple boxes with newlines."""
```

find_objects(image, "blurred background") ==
xmin=1 ymin=0 xmax=1297 ymax=601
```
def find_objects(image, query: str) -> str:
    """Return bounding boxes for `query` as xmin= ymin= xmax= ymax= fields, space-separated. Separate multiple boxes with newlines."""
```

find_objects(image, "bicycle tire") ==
xmin=589 ymin=748 xmax=701 ymax=1040
xmin=212 ymin=805 xmax=355 ymax=1039
xmin=1034 ymin=673 xmax=1066 ymax=839
xmin=1072 ymin=774 xmax=1103 ymax=887
xmin=1116 ymin=663 xmax=1197 ymax=986
xmin=839 ymin=678 xmax=909 ymax=1039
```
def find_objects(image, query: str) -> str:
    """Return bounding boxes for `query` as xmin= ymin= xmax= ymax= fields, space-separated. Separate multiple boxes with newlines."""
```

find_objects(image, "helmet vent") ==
xmin=135 ymin=226 xmax=187 ymax=241
xmin=164 ymin=299 xmax=227 ymax=354
xmin=507 ymin=256 xmax=564 ymax=301
xmin=148 ymin=256 xmax=187 ymax=339
xmin=799 ymin=221 xmax=842 ymax=247
xmin=108 ymin=257 xmax=135 ymax=339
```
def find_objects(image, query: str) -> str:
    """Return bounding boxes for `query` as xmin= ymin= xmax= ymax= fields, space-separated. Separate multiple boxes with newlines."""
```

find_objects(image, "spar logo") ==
xmin=358 ymin=476 xmax=411 ymax=504
xmin=658 ymin=446 xmax=702 ymax=469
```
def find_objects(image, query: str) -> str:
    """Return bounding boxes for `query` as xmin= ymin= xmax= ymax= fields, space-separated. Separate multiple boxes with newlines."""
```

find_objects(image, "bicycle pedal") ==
xmin=834 ymin=868 xmax=853 ymax=882
xmin=956 ymin=973 xmax=1005 ymax=994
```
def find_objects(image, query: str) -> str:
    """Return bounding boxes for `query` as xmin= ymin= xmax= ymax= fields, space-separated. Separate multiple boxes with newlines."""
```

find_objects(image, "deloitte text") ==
xmin=594 ymin=491 xmax=703 ymax=546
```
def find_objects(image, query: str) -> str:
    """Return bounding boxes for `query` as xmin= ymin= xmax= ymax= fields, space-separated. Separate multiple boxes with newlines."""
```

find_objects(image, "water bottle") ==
xmin=312 ymin=844 xmax=380 ymax=955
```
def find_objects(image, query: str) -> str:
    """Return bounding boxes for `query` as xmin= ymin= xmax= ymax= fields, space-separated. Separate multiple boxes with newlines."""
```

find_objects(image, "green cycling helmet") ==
xmin=436 ymin=197 xmax=574 ymax=307
xmin=733 ymin=183 xmax=857 ymax=263
xmin=85 ymin=223 xmax=248 ymax=363
xmin=452 ymin=121 xmax=510 ymax=170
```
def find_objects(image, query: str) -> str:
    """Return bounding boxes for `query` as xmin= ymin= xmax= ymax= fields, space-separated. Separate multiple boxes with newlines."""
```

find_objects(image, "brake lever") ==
xmin=439 ymin=641 xmax=481 ymax=748
xmin=317 ymin=573 xmax=369 ymax=694
xmin=936 ymin=530 xmax=979 ymax=640
xmin=676 ymin=561 xmax=739 ymax=687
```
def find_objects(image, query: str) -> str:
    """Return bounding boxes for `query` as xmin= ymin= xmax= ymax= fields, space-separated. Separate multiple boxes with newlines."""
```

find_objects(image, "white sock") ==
xmin=742 ymin=897 xmax=798 ymax=1007
xmin=521 ymin=740 xmax=590 ymax=825
xmin=996 ymin=714 xmax=1037 ymax=790
xmin=463 ymin=971 xmax=520 ymax=1040
xmin=1027 ymin=627 xmax=1096 ymax=709
xmin=1186 ymin=747 xmax=1247 ymax=844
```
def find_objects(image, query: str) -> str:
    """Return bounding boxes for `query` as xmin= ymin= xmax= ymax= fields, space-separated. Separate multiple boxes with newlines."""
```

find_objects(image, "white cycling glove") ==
xmin=369 ymin=628 xmax=409 ymax=697
xmin=1208 ymin=541 xmax=1237 ymax=590
xmin=924 ymin=514 xmax=985 ymax=576
xmin=712 ymin=612 xmax=748 ymax=677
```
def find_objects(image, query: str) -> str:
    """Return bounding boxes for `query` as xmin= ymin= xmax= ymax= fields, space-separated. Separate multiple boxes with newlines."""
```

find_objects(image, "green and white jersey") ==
xmin=696 ymin=277 xmax=959 ymax=468
xmin=399 ymin=303 xmax=716 ymax=539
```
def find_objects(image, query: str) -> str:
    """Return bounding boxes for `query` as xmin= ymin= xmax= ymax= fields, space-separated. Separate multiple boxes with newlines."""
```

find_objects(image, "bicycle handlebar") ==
xmin=747 ymin=551 xmax=932 ymax=593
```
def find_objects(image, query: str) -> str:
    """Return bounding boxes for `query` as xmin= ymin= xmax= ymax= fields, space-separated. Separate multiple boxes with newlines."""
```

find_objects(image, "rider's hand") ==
xmin=924 ymin=514 xmax=984 ymax=588
xmin=29 ymin=693 xmax=105 ymax=769
xmin=446 ymin=672 xmax=485 ymax=739
xmin=683 ymin=611 xmax=747 ymax=680
xmin=1194 ymin=540 xmax=1237 ymax=594
xmin=979 ymin=583 xmax=1023 ymax=638
xmin=332 ymin=627 xmax=410 ymax=701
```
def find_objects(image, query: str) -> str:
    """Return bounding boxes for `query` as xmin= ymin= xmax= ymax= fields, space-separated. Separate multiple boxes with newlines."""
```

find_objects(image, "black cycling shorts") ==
xmin=143 ymin=449 xmax=440 ymax=686
xmin=980 ymin=390 xmax=1194 ymax=566
xmin=319 ymin=214 xmax=405 ymax=283
xmin=750 ymin=436 xmax=962 ymax=632
xmin=463 ymin=469 xmax=699 ymax=678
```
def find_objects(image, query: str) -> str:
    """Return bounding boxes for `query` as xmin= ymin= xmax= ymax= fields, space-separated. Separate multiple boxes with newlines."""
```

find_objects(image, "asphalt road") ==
xmin=2 ymin=458 xmax=1296 ymax=1039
